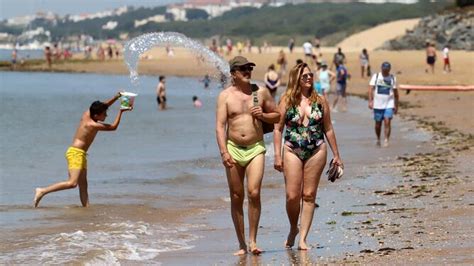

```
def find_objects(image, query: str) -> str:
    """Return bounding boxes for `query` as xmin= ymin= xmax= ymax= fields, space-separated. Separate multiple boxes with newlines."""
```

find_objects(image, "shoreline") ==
xmin=2 ymin=48 xmax=473 ymax=263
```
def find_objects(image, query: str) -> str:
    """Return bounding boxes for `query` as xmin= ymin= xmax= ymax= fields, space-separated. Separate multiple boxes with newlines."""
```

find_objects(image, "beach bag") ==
xmin=251 ymin=84 xmax=274 ymax=134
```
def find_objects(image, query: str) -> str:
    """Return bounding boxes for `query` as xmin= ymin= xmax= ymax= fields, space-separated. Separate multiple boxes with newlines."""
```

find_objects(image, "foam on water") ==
xmin=123 ymin=32 xmax=230 ymax=87
xmin=1 ymin=221 xmax=202 ymax=264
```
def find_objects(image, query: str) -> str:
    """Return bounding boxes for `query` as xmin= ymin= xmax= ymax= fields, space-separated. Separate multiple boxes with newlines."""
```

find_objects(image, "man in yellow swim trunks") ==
xmin=216 ymin=56 xmax=280 ymax=255
xmin=34 ymin=92 xmax=133 ymax=207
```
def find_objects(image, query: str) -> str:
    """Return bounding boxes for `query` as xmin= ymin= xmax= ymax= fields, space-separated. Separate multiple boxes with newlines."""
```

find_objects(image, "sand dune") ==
xmin=337 ymin=18 xmax=420 ymax=52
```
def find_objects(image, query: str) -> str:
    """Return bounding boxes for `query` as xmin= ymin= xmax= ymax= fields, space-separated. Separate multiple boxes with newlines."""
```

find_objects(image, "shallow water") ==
xmin=0 ymin=71 xmax=433 ymax=264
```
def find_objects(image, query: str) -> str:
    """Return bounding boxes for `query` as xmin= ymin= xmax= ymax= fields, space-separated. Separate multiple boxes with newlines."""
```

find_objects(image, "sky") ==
xmin=0 ymin=0 xmax=183 ymax=20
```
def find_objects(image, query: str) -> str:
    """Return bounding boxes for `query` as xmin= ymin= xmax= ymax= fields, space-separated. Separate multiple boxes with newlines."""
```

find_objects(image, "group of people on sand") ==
xmin=425 ymin=41 xmax=452 ymax=74
xmin=33 ymin=53 xmax=399 ymax=256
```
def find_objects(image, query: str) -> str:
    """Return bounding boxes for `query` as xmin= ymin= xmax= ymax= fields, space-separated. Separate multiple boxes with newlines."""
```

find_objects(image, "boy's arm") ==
xmin=103 ymin=92 xmax=122 ymax=107
xmin=92 ymin=108 xmax=131 ymax=131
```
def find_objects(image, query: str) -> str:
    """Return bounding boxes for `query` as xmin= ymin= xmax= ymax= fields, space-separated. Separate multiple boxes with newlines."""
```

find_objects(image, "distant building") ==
xmin=134 ymin=15 xmax=167 ymax=27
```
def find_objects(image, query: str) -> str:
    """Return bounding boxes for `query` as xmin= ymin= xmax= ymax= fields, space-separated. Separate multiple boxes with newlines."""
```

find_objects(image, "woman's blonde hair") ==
xmin=284 ymin=63 xmax=321 ymax=107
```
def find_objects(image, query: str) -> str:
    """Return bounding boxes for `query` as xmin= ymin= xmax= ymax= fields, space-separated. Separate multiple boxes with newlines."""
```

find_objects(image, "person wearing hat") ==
xmin=316 ymin=61 xmax=335 ymax=98
xmin=368 ymin=61 xmax=399 ymax=147
xmin=215 ymin=55 xmax=280 ymax=255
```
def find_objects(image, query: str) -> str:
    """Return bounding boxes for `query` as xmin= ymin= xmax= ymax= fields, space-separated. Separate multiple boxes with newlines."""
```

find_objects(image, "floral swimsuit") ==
xmin=284 ymin=102 xmax=325 ymax=161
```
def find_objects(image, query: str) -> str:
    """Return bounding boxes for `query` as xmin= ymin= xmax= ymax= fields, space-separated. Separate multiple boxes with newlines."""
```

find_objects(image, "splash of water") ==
xmin=123 ymin=32 xmax=230 ymax=86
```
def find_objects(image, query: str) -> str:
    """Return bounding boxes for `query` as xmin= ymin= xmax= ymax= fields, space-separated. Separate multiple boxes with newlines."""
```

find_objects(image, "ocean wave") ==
xmin=0 ymin=221 xmax=202 ymax=264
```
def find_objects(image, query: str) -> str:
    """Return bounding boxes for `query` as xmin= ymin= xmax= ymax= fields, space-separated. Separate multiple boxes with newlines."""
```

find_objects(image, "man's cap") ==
xmin=381 ymin=61 xmax=391 ymax=69
xmin=229 ymin=56 xmax=256 ymax=70
xmin=320 ymin=61 xmax=327 ymax=67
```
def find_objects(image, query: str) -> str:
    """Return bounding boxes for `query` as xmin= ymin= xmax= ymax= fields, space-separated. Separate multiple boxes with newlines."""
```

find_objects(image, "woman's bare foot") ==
xmin=233 ymin=249 xmax=247 ymax=256
xmin=248 ymin=242 xmax=263 ymax=255
xmin=285 ymin=228 xmax=299 ymax=249
xmin=34 ymin=188 xmax=44 ymax=208
xmin=298 ymin=241 xmax=311 ymax=250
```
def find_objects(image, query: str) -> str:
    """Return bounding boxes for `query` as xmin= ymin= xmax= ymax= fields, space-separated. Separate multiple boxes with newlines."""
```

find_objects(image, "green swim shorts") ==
xmin=227 ymin=140 xmax=266 ymax=167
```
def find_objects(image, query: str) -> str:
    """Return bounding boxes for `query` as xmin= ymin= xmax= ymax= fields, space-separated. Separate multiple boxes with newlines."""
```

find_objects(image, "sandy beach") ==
xmin=2 ymin=43 xmax=473 ymax=263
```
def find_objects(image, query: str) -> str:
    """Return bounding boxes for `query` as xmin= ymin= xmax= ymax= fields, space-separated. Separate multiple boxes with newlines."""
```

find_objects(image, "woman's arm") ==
xmin=273 ymin=96 xmax=286 ymax=172
xmin=322 ymin=97 xmax=343 ymax=167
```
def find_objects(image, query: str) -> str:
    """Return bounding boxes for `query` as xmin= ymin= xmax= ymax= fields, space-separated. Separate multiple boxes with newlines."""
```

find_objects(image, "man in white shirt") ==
xmin=368 ymin=62 xmax=399 ymax=147
xmin=302 ymin=40 xmax=313 ymax=65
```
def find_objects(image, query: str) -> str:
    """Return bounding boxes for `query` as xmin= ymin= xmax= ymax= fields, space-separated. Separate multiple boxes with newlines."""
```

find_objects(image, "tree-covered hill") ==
xmin=1 ymin=1 xmax=452 ymax=45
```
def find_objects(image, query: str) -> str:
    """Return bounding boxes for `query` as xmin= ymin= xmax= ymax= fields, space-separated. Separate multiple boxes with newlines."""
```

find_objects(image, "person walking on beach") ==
xmin=44 ymin=46 xmax=52 ymax=68
xmin=425 ymin=42 xmax=437 ymax=74
xmin=331 ymin=47 xmax=346 ymax=70
xmin=34 ymin=92 xmax=133 ymax=207
xmin=273 ymin=62 xmax=343 ymax=250
xmin=288 ymin=38 xmax=295 ymax=53
xmin=368 ymin=62 xmax=399 ymax=147
xmin=332 ymin=60 xmax=349 ymax=112
xmin=316 ymin=61 xmax=335 ymax=98
xmin=264 ymin=64 xmax=281 ymax=99
xmin=11 ymin=49 xmax=17 ymax=70
xmin=442 ymin=44 xmax=451 ymax=73
xmin=216 ymin=56 xmax=280 ymax=255
xmin=276 ymin=49 xmax=288 ymax=78
xmin=302 ymin=40 xmax=314 ymax=65
xmin=359 ymin=48 xmax=370 ymax=78
xmin=156 ymin=76 xmax=167 ymax=110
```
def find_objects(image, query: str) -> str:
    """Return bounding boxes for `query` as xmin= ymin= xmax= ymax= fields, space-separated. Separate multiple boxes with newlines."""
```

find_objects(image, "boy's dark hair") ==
xmin=192 ymin=96 xmax=198 ymax=101
xmin=159 ymin=75 xmax=165 ymax=81
xmin=89 ymin=101 xmax=108 ymax=118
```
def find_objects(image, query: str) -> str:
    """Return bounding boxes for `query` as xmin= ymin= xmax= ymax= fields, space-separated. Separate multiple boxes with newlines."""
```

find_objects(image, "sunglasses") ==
xmin=301 ymin=73 xmax=314 ymax=80
xmin=236 ymin=66 xmax=254 ymax=72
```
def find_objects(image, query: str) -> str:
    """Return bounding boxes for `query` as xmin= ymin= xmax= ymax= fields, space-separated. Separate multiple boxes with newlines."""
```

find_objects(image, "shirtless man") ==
xmin=216 ymin=56 xmax=280 ymax=255
xmin=34 ymin=92 xmax=132 ymax=207
xmin=425 ymin=42 xmax=437 ymax=74
xmin=156 ymin=76 xmax=167 ymax=110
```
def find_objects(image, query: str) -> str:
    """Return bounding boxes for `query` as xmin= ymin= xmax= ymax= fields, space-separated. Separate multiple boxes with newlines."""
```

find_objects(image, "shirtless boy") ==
xmin=34 ymin=92 xmax=132 ymax=207
xmin=216 ymin=56 xmax=280 ymax=255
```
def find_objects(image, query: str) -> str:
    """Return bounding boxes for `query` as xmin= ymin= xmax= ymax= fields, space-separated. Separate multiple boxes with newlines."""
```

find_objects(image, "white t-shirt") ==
xmin=442 ymin=47 xmax=449 ymax=59
xmin=370 ymin=72 xmax=397 ymax=109
xmin=303 ymin=42 xmax=313 ymax=55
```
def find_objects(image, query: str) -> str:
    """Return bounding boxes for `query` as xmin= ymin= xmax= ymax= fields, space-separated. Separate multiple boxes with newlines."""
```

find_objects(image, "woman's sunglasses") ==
xmin=301 ymin=73 xmax=314 ymax=80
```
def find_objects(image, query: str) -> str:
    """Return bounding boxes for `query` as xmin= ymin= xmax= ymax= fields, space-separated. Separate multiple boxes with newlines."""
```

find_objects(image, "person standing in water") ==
xmin=34 ymin=92 xmax=133 ymax=207
xmin=368 ymin=61 xmax=399 ymax=147
xmin=216 ymin=56 xmax=280 ymax=255
xmin=156 ymin=76 xmax=167 ymax=110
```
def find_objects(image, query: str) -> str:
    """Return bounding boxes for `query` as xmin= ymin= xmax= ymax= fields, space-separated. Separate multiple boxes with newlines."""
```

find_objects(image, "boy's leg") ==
xmin=245 ymin=153 xmax=265 ymax=254
xmin=34 ymin=169 xmax=82 ymax=207
xmin=78 ymin=169 xmax=89 ymax=207
xmin=226 ymin=163 xmax=247 ymax=255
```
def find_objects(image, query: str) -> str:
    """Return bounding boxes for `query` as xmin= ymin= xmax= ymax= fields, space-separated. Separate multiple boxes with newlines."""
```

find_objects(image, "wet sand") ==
xmin=2 ymin=47 xmax=473 ymax=263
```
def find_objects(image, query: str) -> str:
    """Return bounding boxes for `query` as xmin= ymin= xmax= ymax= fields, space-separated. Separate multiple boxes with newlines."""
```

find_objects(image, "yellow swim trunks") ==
xmin=65 ymin=147 xmax=87 ymax=170
xmin=227 ymin=140 xmax=266 ymax=167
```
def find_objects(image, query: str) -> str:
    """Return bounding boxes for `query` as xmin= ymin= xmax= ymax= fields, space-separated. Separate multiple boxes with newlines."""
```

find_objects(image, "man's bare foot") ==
xmin=285 ymin=228 xmax=299 ymax=249
xmin=34 ymin=188 xmax=44 ymax=208
xmin=298 ymin=241 xmax=311 ymax=250
xmin=248 ymin=242 xmax=263 ymax=255
xmin=233 ymin=249 xmax=247 ymax=256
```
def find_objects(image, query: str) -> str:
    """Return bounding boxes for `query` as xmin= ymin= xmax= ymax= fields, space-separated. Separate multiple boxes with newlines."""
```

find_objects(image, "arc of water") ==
xmin=123 ymin=32 xmax=230 ymax=86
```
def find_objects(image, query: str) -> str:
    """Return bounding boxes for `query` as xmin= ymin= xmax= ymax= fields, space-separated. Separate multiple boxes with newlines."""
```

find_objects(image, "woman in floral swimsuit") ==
xmin=273 ymin=63 xmax=343 ymax=250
